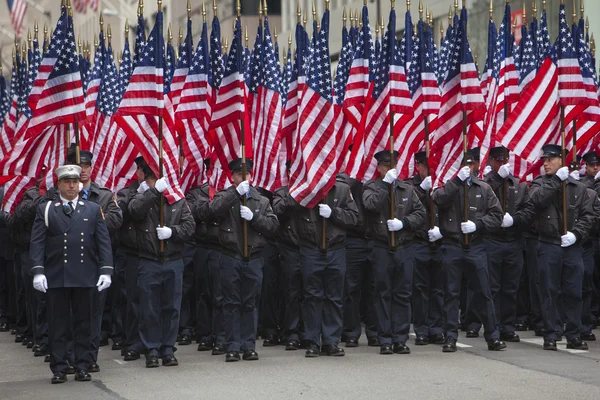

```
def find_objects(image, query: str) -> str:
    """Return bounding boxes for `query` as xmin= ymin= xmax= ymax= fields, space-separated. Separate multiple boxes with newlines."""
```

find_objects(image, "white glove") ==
xmin=137 ymin=181 xmax=149 ymax=194
xmin=569 ymin=170 xmax=580 ymax=180
xmin=155 ymin=178 xmax=169 ymax=193
xmin=240 ymin=205 xmax=254 ymax=221
xmin=556 ymin=166 xmax=569 ymax=181
xmin=383 ymin=168 xmax=398 ymax=184
xmin=461 ymin=220 xmax=476 ymax=234
xmin=458 ymin=166 xmax=471 ymax=181
xmin=33 ymin=274 xmax=48 ymax=293
xmin=498 ymin=164 xmax=511 ymax=179
xmin=428 ymin=226 xmax=443 ymax=242
xmin=561 ymin=231 xmax=577 ymax=247
xmin=595 ymin=171 xmax=600 ymax=181
xmin=236 ymin=180 xmax=250 ymax=196
xmin=483 ymin=165 xmax=493 ymax=177
xmin=318 ymin=204 xmax=332 ymax=219
xmin=501 ymin=213 xmax=514 ymax=228
xmin=96 ymin=274 xmax=112 ymax=292
xmin=157 ymin=226 xmax=172 ymax=240
xmin=387 ymin=218 xmax=403 ymax=232
xmin=420 ymin=176 xmax=432 ymax=191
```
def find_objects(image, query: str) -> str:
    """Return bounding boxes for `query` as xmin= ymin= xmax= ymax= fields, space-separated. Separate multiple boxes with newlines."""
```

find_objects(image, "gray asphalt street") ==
xmin=1 ymin=329 xmax=599 ymax=400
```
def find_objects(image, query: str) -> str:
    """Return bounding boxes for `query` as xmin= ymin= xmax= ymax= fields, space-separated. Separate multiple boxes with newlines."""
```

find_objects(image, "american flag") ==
xmin=1 ymin=62 xmax=19 ymax=157
xmin=7 ymin=0 xmax=26 ymax=38
xmin=519 ymin=23 xmax=537 ymax=89
xmin=278 ymin=46 xmax=293 ymax=186
xmin=0 ymin=75 xmax=7 ymax=126
xmin=288 ymin=8 xmax=344 ymax=207
xmin=164 ymin=38 xmax=176 ymax=94
xmin=73 ymin=0 xmax=89 ymax=14
xmin=83 ymin=31 xmax=104 ymax=145
xmin=437 ymin=17 xmax=455 ymax=86
xmin=280 ymin=22 xmax=306 ymax=142
xmin=133 ymin=14 xmax=146 ymax=67
xmin=169 ymin=18 xmax=193 ymax=111
xmin=246 ymin=23 xmax=263 ymax=161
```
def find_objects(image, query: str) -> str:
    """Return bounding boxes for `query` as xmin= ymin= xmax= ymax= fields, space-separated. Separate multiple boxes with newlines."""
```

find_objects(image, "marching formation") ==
xmin=0 ymin=0 xmax=600 ymax=386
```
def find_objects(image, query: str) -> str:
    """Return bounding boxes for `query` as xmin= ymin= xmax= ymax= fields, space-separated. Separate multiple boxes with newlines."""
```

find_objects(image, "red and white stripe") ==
xmin=1 ymin=176 xmax=35 ymax=214
xmin=9 ymin=0 xmax=26 ymax=38
xmin=117 ymin=66 xmax=165 ymax=118
xmin=343 ymin=54 xmax=370 ymax=128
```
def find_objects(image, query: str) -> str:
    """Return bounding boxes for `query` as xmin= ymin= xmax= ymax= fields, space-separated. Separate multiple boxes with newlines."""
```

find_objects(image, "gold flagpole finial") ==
xmin=94 ymin=33 xmax=98 ymax=50
xmin=490 ymin=0 xmax=493 ymax=19
xmin=259 ymin=0 xmax=263 ymax=20
xmin=236 ymin=0 xmax=241 ymax=19
xmin=264 ymin=0 xmax=268 ymax=16
xmin=312 ymin=1 xmax=316 ymax=21
xmin=78 ymin=36 xmax=82 ymax=53
xmin=325 ymin=0 xmax=330 ymax=12
xmin=245 ymin=26 xmax=248 ymax=47
xmin=179 ymin=25 xmax=183 ymax=47
xmin=167 ymin=24 xmax=172 ymax=45
xmin=454 ymin=0 xmax=458 ymax=14
xmin=343 ymin=8 xmax=347 ymax=27
xmin=213 ymin=0 xmax=217 ymax=17
xmin=288 ymin=33 xmax=292 ymax=48
xmin=381 ymin=16 xmax=385 ymax=33
xmin=297 ymin=3 xmax=302 ymax=23
xmin=27 ymin=29 xmax=32 ymax=49
xmin=202 ymin=0 xmax=206 ymax=22
xmin=107 ymin=24 xmax=112 ymax=47
xmin=34 ymin=20 xmax=38 ymax=39
xmin=274 ymin=26 xmax=278 ymax=44
xmin=581 ymin=0 xmax=585 ymax=19
xmin=543 ymin=0 xmax=546 ymax=12
xmin=572 ymin=0 xmax=577 ymax=24
xmin=523 ymin=5 xmax=527 ymax=25
xmin=375 ymin=23 xmax=380 ymax=39
xmin=125 ymin=20 xmax=129 ymax=36
xmin=187 ymin=0 xmax=192 ymax=19
xmin=532 ymin=1 xmax=537 ymax=19
xmin=462 ymin=0 xmax=466 ymax=9
xmin=448 ymin=6 xmax=453 ymax=25
xmin=100 ymin=13 xmax=104 ymax=31
xmin=303 ymin=11 xmax=307 ymax=28
xmin=586 ymin=17 xmax=589 ymax=36
xmin=419 ymin=0 xmax=423 ymax=19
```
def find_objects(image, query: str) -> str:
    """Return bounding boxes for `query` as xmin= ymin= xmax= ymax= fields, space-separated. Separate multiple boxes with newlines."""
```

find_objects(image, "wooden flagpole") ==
xmin=239 ymin=0 xmax=249 ymax=260
xmin=157 ymin=0 xmax=165 ymax=254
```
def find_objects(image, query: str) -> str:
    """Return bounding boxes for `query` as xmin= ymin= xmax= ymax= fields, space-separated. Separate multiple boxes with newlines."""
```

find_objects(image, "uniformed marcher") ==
xmin=128 ymin=157 xmax=195 ymax=368
xmin=405 ymin=151 xmax=445 ymax=346
xmin=296 ymin=173 xmax=359 ymax=358
xmin=363 ymin=150 xmax=426 ymax=355
xmin=29 ymin=165 xmax=113 ymax=384
xmin=209 ymin=158 xmax=279 ymax=362
xmin=513 ymin=144 xmax=594 ymax=350
xmin=431 ymin=151 xmax=507 ymax=352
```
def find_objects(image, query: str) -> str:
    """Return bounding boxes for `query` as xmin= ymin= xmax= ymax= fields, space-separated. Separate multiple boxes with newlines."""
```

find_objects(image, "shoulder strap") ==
xmin=44 ymin=201 xmax=52 ymax=228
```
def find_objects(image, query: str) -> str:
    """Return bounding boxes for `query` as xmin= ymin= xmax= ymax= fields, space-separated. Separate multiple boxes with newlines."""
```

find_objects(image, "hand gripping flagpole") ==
xmin=157 ymin=0 xmax=166 ymax=255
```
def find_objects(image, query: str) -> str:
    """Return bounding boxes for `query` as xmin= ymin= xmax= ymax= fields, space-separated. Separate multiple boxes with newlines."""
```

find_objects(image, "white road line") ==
xmin=521 ymin=338 xmax=589 ymax=354
xmin=113 ymin=359 xmax=125 ymax=365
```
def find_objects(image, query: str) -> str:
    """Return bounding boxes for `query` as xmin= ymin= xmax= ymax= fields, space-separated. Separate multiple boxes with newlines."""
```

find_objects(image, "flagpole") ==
xmin=238 ymin=0 xmax=249 ymax=260
xmin=389 ymin=111 xmax=396 ymax=250
xmin=157 ymin=0 xmax=165 ymax=255
xmin=502 ymin=0 xmax=510 ymax=214
xmin=560 ymin=105 xmax=567 ymax=235
xmin=319 ymin=0 xmax=328 ymax=254
xmin=462 ymin=110 xmax=469 ymax=247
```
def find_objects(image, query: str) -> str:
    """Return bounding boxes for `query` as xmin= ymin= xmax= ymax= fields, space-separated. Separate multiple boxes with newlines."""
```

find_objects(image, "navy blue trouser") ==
xmin=13 ymin=253 xmax=28 ymax=337
xmin=19 ymin=250 xmax=36 ymax=343
xmin=124 ymin=253 xmax=142 ymax=352
xmin=90 ymin=283 xmax=109 ymax=362
xmin=412 ymin=242 xmax=444 ymax=338
xmin=581 ymin=242 xmax=595 ymax=335
xmin=300 ymin=247 xmax=345 ymax=347
xmin=442 ymin=243 xmax=499 ymax=342
xmin=372 ymin=246 xmax=414 ymax=345
xmin=536 ymin=242 xmax=583 ymax=342
xmin=260 ymin=243 xmax=283 ymax=338
xmin=179 ymin=243 xmax=197 ymax=337
xmin=138 ymin=258 xmax=184 ymax=357
xmin=515 ymin=253 xmax=530 ymax=326
xmin=20 ymin=250 xmax=47 ymax=346
xmin=279 ymin=246 xmax=302 ymax=342
xmin=112 ymin=252 xmax=128 ymax=343
xmin=591 ymin=241 xmax=600 ymax=320
xmin=220 ymin=254 xmax=263 ymax=352
xmin=526 ymin=238 xmax=543 ymax=331
xmin=194 ymin=247 xmax=224 ymax=346
xmin=343 ymin=237 xmax=374 ymax=341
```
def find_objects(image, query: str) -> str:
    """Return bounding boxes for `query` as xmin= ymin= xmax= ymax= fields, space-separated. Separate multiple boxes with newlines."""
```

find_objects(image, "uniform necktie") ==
xmin=68 ymin=201 xmax=75 ymax=216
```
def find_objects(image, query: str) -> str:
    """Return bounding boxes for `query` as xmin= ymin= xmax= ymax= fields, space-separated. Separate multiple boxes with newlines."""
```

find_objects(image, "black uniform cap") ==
xmin=374 ymin=150 xmax=399 ymax=165
xmin=540 ymin=144 xmax=563 ymax=159
xmin=489 ymin=146 xmax=508 ymax=161
xmin=228 ymin=158 xmax=254 ymax=172
xmin=66 ymin=144 xmax=93 ymax=164
xmin=582 ymin=151 xmax=600 ymax=164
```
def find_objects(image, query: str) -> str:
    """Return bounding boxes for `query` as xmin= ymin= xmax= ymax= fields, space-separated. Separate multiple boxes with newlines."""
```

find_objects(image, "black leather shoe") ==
xmin=66 ymin=365 xmax=76 ymax=375
xmin=543 ymin=340 xmax=557 ymax=351
xmin=367 ymin=337 xmax=380 ymax=347
xmin=0 ymin=322 xmax=9 ymax=332
xmin=414 ymin=336 xmax=428 ymax=345
xmin=44 ymin=355 xmax=51 ymax=363
xmin=487 ymin=340 xmax=507 ymax=351
xmin=74 ymin=370 xmax=92 ymax=382
xmin=212 ymin=346 xmax=226 ymax=356
xmin=500 ymin=332 xmax=520 ymax=342
xmin=99 ymin=338 xmax=109 ymax=347
xmin=393 ymin=342 xmax=411 ymax=354
xmin=285 ymin=340 xmax=300 ymax=351
xmin=345 ymin=338 xmax=358 ymax=348
xmin=178 ymin=334 xmax=192 ymax=346
xmin=567 ymin=338 xmax=588 ymax=350
xmin=124 ymin=351 xmax=140 ymax=361
xmin=534 ymin=329 xmax=544 ymax=337
xmin=581 ymin=332 xmax=596 ymax=341
xmin=197 ymin=341 xmax=213 ymax=351
xmin=14 ymin=333 xmax=24 ymax=343
xmin=32 ymin=344 xmax=40 ymax=353
xmin=321 ymin=345 xmax=345 ymax=356
xmin=145 ymin=356 xmax=159 ymax=368
xmin=242 ymin=350 xmax=259 ymax=361
xmin=466 ymin=330 xmax=479 ymax=338
xmin=112 ymin=340 xmax=123 ymax=351
xmin=515 ymin=323 xmax=528 ymax=331
xmin=305 ymin=345 xmax=320 ymax=358
xmin=88 ymin=362 xmax=100 ymax=373
xmin=443 ymin=338 xmax=457 ymax=353
xmin=556 ymin=336 xmax=563 ymax=342
xmin=225 ymin=352 xmax=240 ymax=362
xmin=162 ymin=355 xmax=179 ymax=366
xmin=380 ymin=344 xmax=394 ymax=355
xmin=262 ymin=336 xmax=278 ymax=347
xmin=51 ymin=372 xmax=67 ymax=384
xmin=26 ymin=340 xmax=34 ymax=348
xmin=429 ymin=334 xmax=446 ymax=345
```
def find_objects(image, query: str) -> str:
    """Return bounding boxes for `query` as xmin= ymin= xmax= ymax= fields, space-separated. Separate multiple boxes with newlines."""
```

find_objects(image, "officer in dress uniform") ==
xmin=363 ymin=150 xmax=426 ymax=355
xmin=431 ymin=151 xmax=507 ymax=352
xmin=209 ymin=158 xmax=279 ymax=362
xmin=128 ymin=157 xmax=195 ymax=368
xmin=29 ymin=165 xmax=113 ymax=384
xmin=514 ymin=144 xmax=593 ymax=350
xmin=66 ymin=147 xmax=122 ymax=372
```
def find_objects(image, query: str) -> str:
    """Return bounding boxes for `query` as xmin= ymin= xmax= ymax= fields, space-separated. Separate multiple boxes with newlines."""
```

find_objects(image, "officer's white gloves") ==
xmin=569 ymin=170 xmax=580 ymax=180
xmin=461 ymin=220 xmax=477 ymax=234
xmin=498 ymin=164 xmax=511 ymax=179
xmin=483 ymin=165 xmax=493 ymax=177
xmin=33 ymin=274 xmax=47 ymax=293
xmin=428 ymin=226 xmax=443 ymax=242
xmin=458 ymin=166 xmax=471 ymax=181
xmin=387 ymin=218 xmax=403 ymax=232
xmin=556 ymin=167 xmax=569 ymax=181
xmin=318 ymin=204 xmax=332 ymax=219
xmin=156 ymin=226 xmax=172 ymax=240
xmin=236 ymin=180 xmax=250 ymax=196
xmin=501 ymin=213 xmax=514 ymax=228
xmin=561 ymin=231 xmax=577 ymax=247
xmin=240 ymin=205 xmax=254 ymax=221
xmin=137 ymin=181 xmax=149 ymax=194
xmin=96 ymin=275 xmax=112 ymax=292
xmin=383 ymin=168 xmax=398 ymax=184
xmin=155 ymin=178 xmax=169 ymax=193
xmin=420 ymin=176 xmax=432 ymax=191
xmin=595 ymin=171 xmax=600 ymax=181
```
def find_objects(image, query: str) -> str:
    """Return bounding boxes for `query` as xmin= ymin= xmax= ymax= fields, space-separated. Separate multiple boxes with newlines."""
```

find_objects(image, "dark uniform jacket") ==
xmin=128 ymin=187 xmax=195 ymax=261
xmin=581 ymin=176 xmax=600 ymax=240
xmin=432 ymin=175 xmax=503 ymax=246
xmin=363 ymin=178 xmax=426 ymax=248
xmin=295 ymin=179 xmax=359 ymax=250
xmin=116 ymin=181 xmax=140 ymax=254
xmin=83 ymin=182 xmax=123 ymax=238
xmin=515 ymin=175 xmax=594 ymax=245
xmin=484 ymin=172 xmax=528 ymax=241
xmin=187 ymin=183 xmax=222 ymax=249
xmin=209 ymin=185 xmax=279 ymax=259
xmin=29 ymin=198 xmax=114 ymax=288
xmin=405 ymin=174 xmax=440 ymax=244
xmin=336 ymin=173 xmax=367 ymax=239
xmin=272 ymin=186 xmax=299 ymax=249
xmin=9 ymin=185 xmax=57 ymax=252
